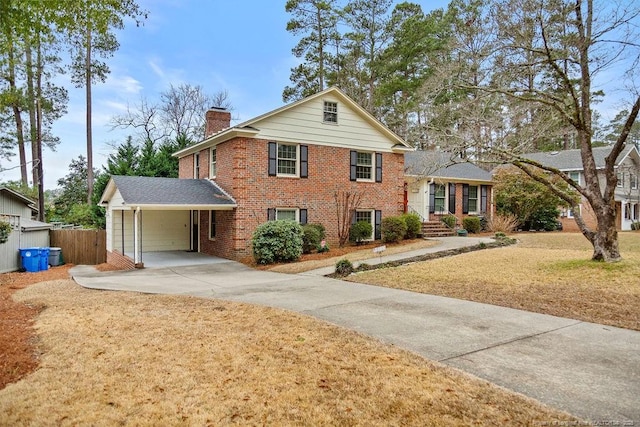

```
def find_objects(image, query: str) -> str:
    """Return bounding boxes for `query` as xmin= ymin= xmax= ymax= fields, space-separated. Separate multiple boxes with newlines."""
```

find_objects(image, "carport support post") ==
xmin=133 ymin=206 xmax=143 ymax=268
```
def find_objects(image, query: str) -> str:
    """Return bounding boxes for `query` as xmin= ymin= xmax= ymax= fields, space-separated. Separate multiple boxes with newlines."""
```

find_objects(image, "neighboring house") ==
xmin=100 ymin=87 xmax=412 ymax=265
xmin=522 ymin=145 xmax=640 ymax=231
xmin=404 ymin=151 xmax=494 ymax=229
xmin=0 ymin=187 xmax=52 ymax=273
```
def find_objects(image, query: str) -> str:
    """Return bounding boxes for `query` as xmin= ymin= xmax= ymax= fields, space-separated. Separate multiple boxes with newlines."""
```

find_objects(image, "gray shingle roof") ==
xmin=111 ymin=176 xmax=236 ymax=206
xmin=522 ymin=145 xmax=635 ymax=170
xmin=404 ymin=151 xmax=493 ymax=182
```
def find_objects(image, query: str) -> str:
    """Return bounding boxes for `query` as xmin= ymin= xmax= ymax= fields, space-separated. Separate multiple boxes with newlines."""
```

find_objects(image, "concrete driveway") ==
xmin=71 ymin=249 xmax=640 ymax=423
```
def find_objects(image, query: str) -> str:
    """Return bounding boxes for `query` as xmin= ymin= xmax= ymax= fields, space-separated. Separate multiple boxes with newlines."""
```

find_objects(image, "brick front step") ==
xmin=421 ymin=221 xmax=455 ymax=238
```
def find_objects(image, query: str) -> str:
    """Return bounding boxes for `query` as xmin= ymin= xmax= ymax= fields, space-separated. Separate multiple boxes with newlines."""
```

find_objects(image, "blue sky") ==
xmin=2 ymin=0 xmax=451 ymax=189
xmin=1 ymin=0 xmax=632 ymax=190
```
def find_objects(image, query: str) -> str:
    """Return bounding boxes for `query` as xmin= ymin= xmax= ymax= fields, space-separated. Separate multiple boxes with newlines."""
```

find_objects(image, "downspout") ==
xmin=426 ymin=177 xmax=435 ymax=222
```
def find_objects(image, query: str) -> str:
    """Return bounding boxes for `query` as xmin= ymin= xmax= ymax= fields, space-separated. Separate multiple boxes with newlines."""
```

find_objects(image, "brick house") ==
xmin=404 ymin=151 xmax=494 ymax=234
xmin=100 ymin=87 xmax=412 ymax=264
xmin=522 ymin=145 xmax=640 ymax=231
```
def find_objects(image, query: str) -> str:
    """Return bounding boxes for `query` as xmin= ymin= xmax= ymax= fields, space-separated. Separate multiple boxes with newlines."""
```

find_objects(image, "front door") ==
xmin=191 ymin=210 xmax=199 ymax=252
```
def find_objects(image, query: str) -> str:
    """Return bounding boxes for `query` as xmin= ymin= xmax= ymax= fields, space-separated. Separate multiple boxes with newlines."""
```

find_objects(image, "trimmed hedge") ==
xmin=462 ymin=216 xmax=481 ymax=234
xmin=441 ymin=214 xmax=456 ymax=229
xmin=302 ymin=224 xmax=322 ymax=254
xmin=252 ymin=220 xmax=303 ymax=264
xmin=382 ymin=216 xmax=407 ymax=243
xmin=350 ymin=220 xmax=373 ymax=244
xmin=402 ymin=213 xmax=422 ymax=239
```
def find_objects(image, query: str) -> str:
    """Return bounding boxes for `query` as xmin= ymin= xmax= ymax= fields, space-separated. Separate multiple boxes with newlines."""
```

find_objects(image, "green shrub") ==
xmin=252 ymin=220 xmax=303 ymax=264
xmin=335 ymin=258 xmax=354 ymax=276
xmin=382 ymin=216 xmax=407 ymax=243
xmin=349 ymin=221 xmax=373 ymax=244
xmin=0 ymin=220 xmax=12 ymax=244
xmin=441 ymin=214 xmax=457 ymax=229
xmin=308 ymin=223 xmax=326 ymax=240
xmin=462 ymin=216 xmax=482 ymax=233
xmin=302 ymin=224 xmax=322 ymax=254
xmin=402 ymin=213 xmax=422 ymax=239
xmin=632 ymin=222 xmax=640 ymax=231
xmin=317 ymin=239 xmax=330 ymax=253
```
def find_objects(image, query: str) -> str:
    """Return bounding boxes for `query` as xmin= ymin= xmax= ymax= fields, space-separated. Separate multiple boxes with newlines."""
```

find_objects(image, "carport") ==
xmin=99 ymin=176 xmax=236 ymax=266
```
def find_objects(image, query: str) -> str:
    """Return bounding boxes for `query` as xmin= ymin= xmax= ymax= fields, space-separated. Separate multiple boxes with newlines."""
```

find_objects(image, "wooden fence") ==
xmin=50 ymin=229 xmax=106 ymax=265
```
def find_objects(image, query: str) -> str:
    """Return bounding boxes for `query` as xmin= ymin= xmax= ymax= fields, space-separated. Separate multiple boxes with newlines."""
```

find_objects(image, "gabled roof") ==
xmin=0 ymin=187 xmax=38 ymax=212
xmin=522 ymin=145 xmax=638 ymax=171
xmin=404 ymin=151 xmax=493 ymax=182
xmin=99 ymin=176 xmax=237 ymax=209
xmin=173 ymin=86 xmax=413 ymax=158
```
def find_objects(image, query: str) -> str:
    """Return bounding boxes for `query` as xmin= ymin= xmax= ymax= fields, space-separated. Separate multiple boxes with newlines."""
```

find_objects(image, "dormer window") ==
xmin=323 ymin=101 xmax=338 ymax=124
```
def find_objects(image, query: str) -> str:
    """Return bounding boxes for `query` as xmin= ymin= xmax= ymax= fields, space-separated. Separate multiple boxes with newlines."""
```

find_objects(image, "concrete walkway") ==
xmin=70 ymin=237 xmax=640 ymax=423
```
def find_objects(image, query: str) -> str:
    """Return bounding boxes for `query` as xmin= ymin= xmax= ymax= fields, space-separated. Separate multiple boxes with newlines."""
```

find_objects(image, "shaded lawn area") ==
xmin=0 ymin=280 xmax=578 ymax=426
xmin=346 ymin=232 xmax=640 ymax=331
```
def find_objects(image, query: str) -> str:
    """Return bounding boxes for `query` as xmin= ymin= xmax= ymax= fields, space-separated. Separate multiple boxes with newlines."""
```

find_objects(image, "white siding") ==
xmin=111 ymin=209 xmax=190 ymax=254
xmin=253 ymin=95 xmax=397 ymax=152
xmin=406 ymin=178 xmax=428 ymax=221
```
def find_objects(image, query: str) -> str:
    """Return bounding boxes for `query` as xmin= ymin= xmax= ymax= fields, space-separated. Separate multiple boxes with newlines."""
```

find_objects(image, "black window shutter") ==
xmin=374 ymin=210 xmax=382 ymax=240
xmin=449 ymin=183 xmax=456 ymax=214
xmin=350 ymin=150 xmax=357 ymax=181
xmin=429 ymin=183 xmax=436 ymax=214
xmin=462 ymin=184 xmax=469 ymax=214
xmin=267 ymin=208 xmax=276 ymax=221
xmin=268 ymin=142 xmax=277 ymax=176
xmin=300 ymin=145 xmax=308 ymax=178
xmin=299 ymin=209 xmax=308 ymax=225
xmin=480 ymin=185 xmax=488 ymax=213
xmin=375 ymin=153 xmax=382 ymax=182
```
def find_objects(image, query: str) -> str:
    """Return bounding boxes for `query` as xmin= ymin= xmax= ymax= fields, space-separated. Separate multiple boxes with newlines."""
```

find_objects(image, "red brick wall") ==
xmin=106 ymin=250 xmax=135 ymax=270
xmin=187 ymin=138 xmax=405 ymax=259
xmin=559 ymin=198 xmax=599 ymax=232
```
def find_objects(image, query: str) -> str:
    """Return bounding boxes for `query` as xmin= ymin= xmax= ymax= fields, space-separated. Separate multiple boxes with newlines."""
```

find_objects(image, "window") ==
xmin=567 ymin=205 xmax=581 ymax=219
xmin=434 ymin=184 xmax=446 ymax=213
xmin=267 ymin=208 xmax=308 ymax=224
xmin=356 ymin=152 xmax=373 ymax=180
xmin=276 ymin=208 xmax=297 ymax=221
xmin=354 ymin=210 xmax=374 ymax=240
xmin=209 ymin=211 xmax=216 ymax=239
xmin=617 ymin=172 xmax=624 ymax=188
xmin=323 ymin=101 xmax=338 ymax=123
xmin=568 ymin=171 xmax=580 ymax=185
xmin=194 ymin=153 xmax=200 ymax=178
xmin=631 ymin=174 xmax=638 ymax=190
xmin=467 ymin=185 xmax=478 ymax=213
xmin=277 ymin=144 xmax=298 ymax=176
xmin=210 ymin=148 xmax=217 ymax=178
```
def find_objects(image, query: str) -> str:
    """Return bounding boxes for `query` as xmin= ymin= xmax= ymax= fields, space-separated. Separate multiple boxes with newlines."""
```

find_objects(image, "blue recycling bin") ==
xmin=39 ymin=247 xmax=50 ymax=271
xmin=19 ymin=248 xmax=41 ymax=273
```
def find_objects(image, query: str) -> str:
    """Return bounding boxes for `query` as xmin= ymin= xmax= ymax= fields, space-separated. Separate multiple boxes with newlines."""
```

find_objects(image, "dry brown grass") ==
xmin=267 ymin=239 xmax=440 ymax=274
xmin=0 ymin=280 xmax=577 ymax=426
xmin=348 ymin=232 xmax=640 ymax=330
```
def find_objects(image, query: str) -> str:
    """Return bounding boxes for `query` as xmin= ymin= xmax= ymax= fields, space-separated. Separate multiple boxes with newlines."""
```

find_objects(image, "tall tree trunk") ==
xmin=85 ymin=23 xmax=94 ymax=203
xmin=6 ymin=40 xmax=28 ymax=185
xmin=25 ymin=43 xmax=39 ymax=188
xmin=36 ymin=38 xmax=45 ymax=222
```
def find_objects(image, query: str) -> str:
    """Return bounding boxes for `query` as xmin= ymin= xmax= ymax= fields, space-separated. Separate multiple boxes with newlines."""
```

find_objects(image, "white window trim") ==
xmin=617 ymin=172 xmax=624 ymax=188
xmin=354 ymin=209 xmax=375 ymax=241
xmin=323 ymin=100 xmax=338 ymax=124
xmin=568 ymin=171 xmax=581 ymax=186
xmin=631 ymin=173 xmax=638 ymax=190
xmin=468 ymin=185 xmax=479 ymax=214
xmin=567 ymin=205 xmax=581 ymax=219
xmin=355 ymin=151 xmax=375 ymax=182
xmin=275 ymin=208 xmax=300 ymax=222
xmin=194 ymin=153 xmax=200 ymax=179
xmin=209 ymin=147 xmax=217 ymax=179
xmin=434 ymin=184 xmax=447 ymax=214
xmin=276 ymin=143 xmax=300 ymax=178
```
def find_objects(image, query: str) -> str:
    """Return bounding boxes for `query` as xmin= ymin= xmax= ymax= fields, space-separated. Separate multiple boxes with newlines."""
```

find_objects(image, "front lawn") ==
xmin=346 ymin=232 xmax=640 ymax=331
xmin=0 ymin=278 xmax=578 ymax=425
